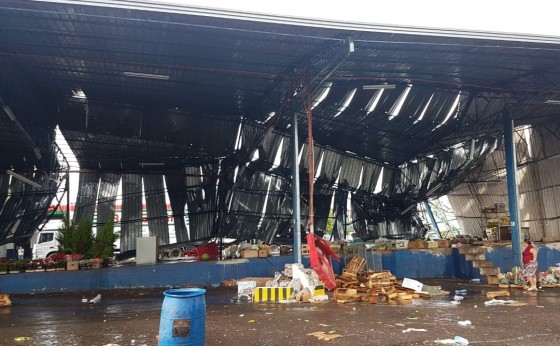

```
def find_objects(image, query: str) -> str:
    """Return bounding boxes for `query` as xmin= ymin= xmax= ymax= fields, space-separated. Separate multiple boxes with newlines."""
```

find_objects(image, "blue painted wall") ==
xmin=2 ymin=245 xmax=560 ymax=294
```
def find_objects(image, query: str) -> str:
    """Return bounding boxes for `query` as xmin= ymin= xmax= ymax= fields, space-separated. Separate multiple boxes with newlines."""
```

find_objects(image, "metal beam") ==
xmin=423 ymin=200 xmax=442 ymax=239
xmin=503 ymin=109 xmax=522 ymax=266
xmin=291 ymin=111 xmax=302 ymax=264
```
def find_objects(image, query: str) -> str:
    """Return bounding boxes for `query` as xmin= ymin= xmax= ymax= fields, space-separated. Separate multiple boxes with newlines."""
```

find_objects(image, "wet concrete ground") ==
xmin=1 ymin=280 xmax=559 ymax=346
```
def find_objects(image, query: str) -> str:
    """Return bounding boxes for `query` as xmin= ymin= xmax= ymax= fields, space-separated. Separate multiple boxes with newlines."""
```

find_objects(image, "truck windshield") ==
xmin=39 ymin=233 xmax=54 ymax=243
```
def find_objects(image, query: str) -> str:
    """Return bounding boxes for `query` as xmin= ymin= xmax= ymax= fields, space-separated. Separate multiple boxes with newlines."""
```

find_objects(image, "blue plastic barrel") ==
xmin=158 ymin=288 xmax=206 ymax=346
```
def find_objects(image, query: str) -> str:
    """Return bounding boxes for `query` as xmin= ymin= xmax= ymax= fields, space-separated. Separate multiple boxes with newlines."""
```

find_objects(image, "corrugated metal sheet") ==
xmin=142 ymin=174 xmax=169 ymax=244
xmin=449 ymin=122 xmax=560 ymax=240
xmin=73 ymin=172 xmax=100 ymax=224
xmin=165 ymin=171 xmax=189 ymax=242
xmin=96 ymin=173 xmax=120 ymax=230
xmin=121 ymin=174 xmax=142 ymax=252
xmin=184 ymin=165 xmax=217 ymax=240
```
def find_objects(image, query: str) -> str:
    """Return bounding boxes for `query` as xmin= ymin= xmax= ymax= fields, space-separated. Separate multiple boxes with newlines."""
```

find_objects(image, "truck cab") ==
xmin=32 ymin=229 xmax=60 ymax=259
xmin=31 ymin=218 xmax=64 ymax=259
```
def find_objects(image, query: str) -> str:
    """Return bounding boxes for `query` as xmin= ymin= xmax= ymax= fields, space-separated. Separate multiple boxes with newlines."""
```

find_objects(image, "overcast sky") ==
xmin=151 ymin=0 xmax=559 ymax=37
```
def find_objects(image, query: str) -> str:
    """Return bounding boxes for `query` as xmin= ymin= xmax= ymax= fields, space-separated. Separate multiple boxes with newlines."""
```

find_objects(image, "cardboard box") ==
xmin=237 ymin=280 xmax=257 ymax=299
xmin=402 ymin=278 xmax=423 ymax=292
xmin=408 ymin=240 xmax=427 ymax=249
xmin=241 ymin=249 xmax=259 ymax=258
xmin=395 ymin=240 xmax=409 ymax=249
xmin=437 ymin=239 xmax=452 ymax=248
xmin=427 ymin=241 xmax=438 ymax=249
xmin=258 ymin=249 xmax=269 ymax=258
xmin=91 ymin=260 xmax=102 ymax=269
xmin=66 ymin=260 xmax=79 ymax=271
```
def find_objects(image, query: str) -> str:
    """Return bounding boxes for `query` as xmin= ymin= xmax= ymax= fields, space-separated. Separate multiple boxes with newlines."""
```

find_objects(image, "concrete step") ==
xmin=458 ymin=246 xmax=487 ymax=255
xmin=486 ymin=274 xmax=500 ymax=285
xmin=465 ymin=253 xmax=486 ymax=261
xmin=472 ymin=260 xmax=493 ymax=268
xmin=479 ymin=266 xmax=500 ymax=276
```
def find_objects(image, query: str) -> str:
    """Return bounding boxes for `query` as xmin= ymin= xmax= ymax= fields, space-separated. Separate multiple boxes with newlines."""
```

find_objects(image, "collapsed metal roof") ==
xmin=1 ymin=0 xmax=560 ymax=245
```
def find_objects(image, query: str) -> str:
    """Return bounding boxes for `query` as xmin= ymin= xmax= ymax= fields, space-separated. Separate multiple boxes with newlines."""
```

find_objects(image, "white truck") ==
xmin=31 ymin=219 xmax=64 ymax=259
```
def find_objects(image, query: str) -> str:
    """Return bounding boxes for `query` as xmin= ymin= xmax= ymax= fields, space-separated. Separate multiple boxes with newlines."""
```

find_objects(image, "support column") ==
xmin=503 ymin=110 xmax=522 ymax=266
xmin=291 ymin=112 xmax=302 ymax=264
xmin=423 ymin=201 xmax=442 ymax=239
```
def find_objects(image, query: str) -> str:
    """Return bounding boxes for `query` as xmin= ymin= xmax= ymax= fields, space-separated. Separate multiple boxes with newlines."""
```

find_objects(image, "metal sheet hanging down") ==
xmin=142 ymin=174 xmax=169 ymax=245
xmin=226 ymin=167 xmax=271 ymax=240
xmin=72 ymin=172 xmax=100 ymax=225
xmin=121 ymin=174 xmax=142 ymax=252
xmin=184 ymin=165 xmax=217 ymax=241
xmin=96 ymin=173 xmax=120 ymax=230
xmin=256 ymin=175 xmax=292 ymax=243
xmin=165 ymin=171 xmax=189 ymax=243
xmin=0 ymin=172 xmax=8 ymax=213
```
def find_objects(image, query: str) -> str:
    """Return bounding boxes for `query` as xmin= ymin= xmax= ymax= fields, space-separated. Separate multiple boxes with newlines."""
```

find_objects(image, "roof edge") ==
xmin=28 ymin=0 xmax=560 ymax=45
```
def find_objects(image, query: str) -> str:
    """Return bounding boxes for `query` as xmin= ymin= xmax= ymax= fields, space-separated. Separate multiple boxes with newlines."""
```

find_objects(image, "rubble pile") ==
xmin=333 ymin=255 xmax=436 ymax=304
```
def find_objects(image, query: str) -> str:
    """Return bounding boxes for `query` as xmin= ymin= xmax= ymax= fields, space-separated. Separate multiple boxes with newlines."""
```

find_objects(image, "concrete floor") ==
xmin=1 ymin=280 xmax=559 ymax=346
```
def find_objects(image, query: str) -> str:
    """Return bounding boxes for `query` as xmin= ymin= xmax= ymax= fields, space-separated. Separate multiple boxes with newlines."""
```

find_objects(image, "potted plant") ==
xmin=57 ymin=218 xmax=94 ymax=255
xmin=49 ymin=253 xmax=66 ymax=271
xmin=26 ymin=260 xmax=39 ymax=272
xmin=44 ymin=258 xmax=56 ymax=271
xmin=17 ymin=260 xmax=27 ymax=273
xmin=91 ymin=218 xmax=119 ymax=267
xmin=65 ymin=253 xmax=82 ymax=270
xmin=0 ymin=260 xmax=7 ymax=274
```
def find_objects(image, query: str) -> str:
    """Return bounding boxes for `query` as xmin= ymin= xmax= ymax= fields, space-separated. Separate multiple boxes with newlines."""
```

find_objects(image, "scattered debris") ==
xmin=484 ymin=299 xmax=527 ymax=306
xmin=14 ymin=337 xmax=33 ymax=342
xmin=402 ymin=278 xmax=423 ymax=291
xmin=0 ymin=294 xmax=12 ymax=307
xmin=458 ymin=320 xmax=472 ymax=326
xmin=307 ymin=331 xmax=342 ymax=341
xmin=434 ymin=339 xmax=457 ymax=345
xmin=89 ymin=294 xmax=102 ymax=304
xmin=421 ymin=285 xmax=450 ymax=296
xmin=402 ymin=328 xmax=427 ymax=333
xmin=454 ymin=335 xmax=469 ymax=345
xmin=486 ymin=290 xmax=510 ymax=299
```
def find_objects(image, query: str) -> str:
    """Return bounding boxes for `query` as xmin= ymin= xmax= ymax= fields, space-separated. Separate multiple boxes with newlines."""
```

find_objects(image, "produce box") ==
xmin=427 ymin=241 xmax=438 ymax=249
xmin=240 ymin=249 xmax=259 ymax=258
xmin=258 ymin=249 xmax=269 ymax=258
xmin=437 ymin=239 xmax=452 ymax=248
xmin=395 ymin=240 xmax=409 ymax=250
xmin=408 ymin=240 xmax=428 ymax=249
xmin=91 ymin=260 xmax=102 ymax=269
xmin=66 ymin=260 xmax=79 ymax=271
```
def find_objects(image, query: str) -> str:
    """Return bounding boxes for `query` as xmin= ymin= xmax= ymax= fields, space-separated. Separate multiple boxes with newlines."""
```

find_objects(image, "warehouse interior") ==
xmin=1 ymin=0 xmax=560 ymax=255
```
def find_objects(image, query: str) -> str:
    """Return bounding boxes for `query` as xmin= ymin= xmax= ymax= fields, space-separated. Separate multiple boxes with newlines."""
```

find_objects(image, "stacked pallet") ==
xmin=333 ymin=255 xmax=424 ymax=304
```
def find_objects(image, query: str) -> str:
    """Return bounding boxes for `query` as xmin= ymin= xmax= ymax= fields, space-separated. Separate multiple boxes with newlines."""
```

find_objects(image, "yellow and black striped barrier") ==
xmin=253 ymin=287 xmax=294 ymax=302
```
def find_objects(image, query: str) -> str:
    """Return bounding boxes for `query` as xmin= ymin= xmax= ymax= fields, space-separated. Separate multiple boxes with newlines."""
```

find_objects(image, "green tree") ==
xmin=57 ymin=218 xmax=94 ymax=256
xmin=91 ymin=218 xmax=119 ymax=259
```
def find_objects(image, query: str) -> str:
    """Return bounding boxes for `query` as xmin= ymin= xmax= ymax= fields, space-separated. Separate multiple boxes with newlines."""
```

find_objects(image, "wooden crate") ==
xmin=240 ymin=249 xmax=259 ymax=258
xmin=427 ymin=241 xmax=438 ymax=249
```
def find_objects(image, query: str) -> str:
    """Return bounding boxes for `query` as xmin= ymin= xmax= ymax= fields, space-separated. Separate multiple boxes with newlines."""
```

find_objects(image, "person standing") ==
xmin=17 ymin=245 xmax=24 ymax=260
xmin=522 ymin=239 xmax=538 ymax=291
